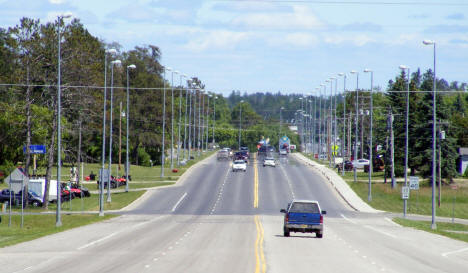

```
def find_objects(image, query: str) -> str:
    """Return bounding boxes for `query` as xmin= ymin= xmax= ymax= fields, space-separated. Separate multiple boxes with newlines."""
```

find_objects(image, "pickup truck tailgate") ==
xmin=288 ymin=212 xmax=321 ymax=225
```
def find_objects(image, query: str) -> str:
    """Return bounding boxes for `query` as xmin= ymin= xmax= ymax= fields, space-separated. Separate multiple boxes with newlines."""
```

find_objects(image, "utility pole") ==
xmin=119 ymin=101 xmax=122 ymax=175
xmin=390 ymin=111 xmax=396 ymax=188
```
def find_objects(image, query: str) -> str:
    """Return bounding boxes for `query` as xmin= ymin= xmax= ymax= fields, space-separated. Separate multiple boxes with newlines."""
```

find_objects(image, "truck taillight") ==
xmin=285 ymin=213 xmax=289 ymax=223
xmin=320 ymin=215 xmax=323 ymax=224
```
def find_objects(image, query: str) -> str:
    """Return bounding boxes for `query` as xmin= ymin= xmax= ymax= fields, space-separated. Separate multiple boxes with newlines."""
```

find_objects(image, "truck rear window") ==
xmin=289 ymin=202 xmax=320 ymax=213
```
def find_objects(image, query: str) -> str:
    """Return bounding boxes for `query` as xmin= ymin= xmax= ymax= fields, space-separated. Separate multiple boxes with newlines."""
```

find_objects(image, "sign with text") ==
xmin=23 ymin=145 xmax=46 ymax=154
xmin=402 ymin=186 xmax=410 ymax=200
xmin=409 ymin=176 xmax=419 ymax=190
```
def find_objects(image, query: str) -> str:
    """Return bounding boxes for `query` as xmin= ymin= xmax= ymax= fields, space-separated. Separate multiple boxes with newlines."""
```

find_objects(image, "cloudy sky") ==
xmin=1 ymin=0 xmax=467 ymax=95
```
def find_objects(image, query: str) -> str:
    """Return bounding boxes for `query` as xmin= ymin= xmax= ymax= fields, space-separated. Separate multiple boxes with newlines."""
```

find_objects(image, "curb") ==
xmin=292 ymin=153 xmax=379 ymax=214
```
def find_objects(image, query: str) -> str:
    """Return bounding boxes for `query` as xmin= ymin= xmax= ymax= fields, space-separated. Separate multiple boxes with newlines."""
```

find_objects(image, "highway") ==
xmin=1 ymin=153 xmax=468 ymax=273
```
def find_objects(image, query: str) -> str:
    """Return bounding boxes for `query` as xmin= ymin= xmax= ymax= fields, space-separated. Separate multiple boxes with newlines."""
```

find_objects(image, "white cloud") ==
xmin=324 ymin=34 xmax=374 ymax=46
xmin=231 ymin=5 xmax=323 ymax=30
xmin=49 ymin=0 xmax=65 ymax=4
xmin=268 ymin=32 xmax=318 ymax=48
xmin=184 ymin=30 xmax=249 ymax=52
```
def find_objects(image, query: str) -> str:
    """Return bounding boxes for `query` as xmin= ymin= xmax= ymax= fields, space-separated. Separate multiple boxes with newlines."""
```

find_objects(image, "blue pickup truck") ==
xmin=280 ymin=200 xmax=326 ymax=238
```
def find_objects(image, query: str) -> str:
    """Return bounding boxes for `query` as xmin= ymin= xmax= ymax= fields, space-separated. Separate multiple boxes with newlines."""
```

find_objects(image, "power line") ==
xmin=214 ymin=0 xmax=468 ymax=6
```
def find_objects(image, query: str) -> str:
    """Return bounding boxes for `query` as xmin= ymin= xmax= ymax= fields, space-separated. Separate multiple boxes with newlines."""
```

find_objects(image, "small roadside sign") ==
xmin=290 ymin=145 xmax=296 ymax=150
xmin=402 ymin=186 xmax=410 ymax=200
xmin=409 ymin=176 xmax=419 ymax=190
xmin=23 ymin=145 xmax=46 ymax=154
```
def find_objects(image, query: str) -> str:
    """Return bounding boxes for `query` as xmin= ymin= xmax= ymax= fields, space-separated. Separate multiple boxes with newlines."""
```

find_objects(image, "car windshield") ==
xmin=265 ymin=158 xmax=274 ymax=161
xmin=289 ymin=202 xmax=320 ymax=213
xmin=234 ymin=160 xmax=245 ymax=164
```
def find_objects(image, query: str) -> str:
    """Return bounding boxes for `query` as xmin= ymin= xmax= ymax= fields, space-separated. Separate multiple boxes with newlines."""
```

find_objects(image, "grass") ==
xmin=0 ymin=214 xmax=116 ymax=248
xmin=394 ymin=218 xmax=468 ymax=243
xmin=348 ymin=180 xmax=468 ymax=219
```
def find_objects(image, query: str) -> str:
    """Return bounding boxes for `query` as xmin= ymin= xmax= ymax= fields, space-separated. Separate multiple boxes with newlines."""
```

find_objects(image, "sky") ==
xmin=0 ymin=0 xmax=467 ymax=96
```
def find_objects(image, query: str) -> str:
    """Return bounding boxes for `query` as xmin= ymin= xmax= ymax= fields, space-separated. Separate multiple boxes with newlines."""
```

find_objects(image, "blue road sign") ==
xmin=23 ymin=145 xmax=46 ymax=154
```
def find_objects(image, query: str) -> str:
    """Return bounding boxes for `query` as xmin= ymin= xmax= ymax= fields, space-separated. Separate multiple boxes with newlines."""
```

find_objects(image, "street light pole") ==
xmin=212 ymin=96 xmax=216 ymax=146
xmin=319 ymin=84 xmax=325 ymax=160
xmin=107 ymin=59 xmax=121 ymax=203
xmin=239 ymin=100 xmax=244 ymax=149
xmin=338 ymin=73 xmax=346 ymax=176
xmin=170 ymin=70 xmax=179 ymax=169
xmin=350 ymin=70 xmax=359 ymax=183
xmin=177 ymin=74 xmax=186 ymax=166
xmin=161 ymin=67 xmax=171 ymax=177
xmin=125 ymin=64 xmax=136 ymax=193
xmin=325 ymin=80 xmax=332 ymax=167
xmin=423 ymin=39 xmax=437 ymax=230
xmin=400 ymin=65 xmax=410 ymax=217
xmin=198 ymin=89 xmax=202 ymax=156
xmin=56 ymin=13 xmax=72 ymax=226
xmin=100 ymin=48 xmax=116 ymax=216
xmin=206 ymin=94 xmax=210 ymax=150
xmin=187 ymin=80 xmax=193 ymax=160
xmin=184 ymin=78 xmax=190 ymax=161
xmin=364 ymin=69 xmax=373 ymax=202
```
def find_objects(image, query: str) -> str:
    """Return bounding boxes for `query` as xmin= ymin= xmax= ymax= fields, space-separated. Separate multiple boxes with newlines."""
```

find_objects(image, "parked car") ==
xmin=336 ymin=160 xmax=353 ymax=171
xmin=97 ymin=176 xmax=127 ymax=189
xmin=232 ymin=160 xmax=247 ymax=172
xmin=352 ymin=159 xmax=370 ymax=169
xmin=280 ymin=200 xmax=326 ymax=238
xmin=263 ymin=157 xmax=276 ymax=167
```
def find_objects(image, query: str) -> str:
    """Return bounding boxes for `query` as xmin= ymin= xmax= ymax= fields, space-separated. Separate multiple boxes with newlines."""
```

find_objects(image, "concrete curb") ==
xmin=292 ymin=153 xmax=380 ymax=214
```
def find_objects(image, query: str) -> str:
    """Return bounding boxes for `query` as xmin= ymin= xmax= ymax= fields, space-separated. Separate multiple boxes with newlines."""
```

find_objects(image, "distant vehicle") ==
xmin=364 ymin=155 xmax=385 ymax=172
xmin=280 ymin=200 xmax=326 ymax=238
xmin=279 ymin=136 xmax=290 ymax=154
xmin=234 ymin=151 xmax=249 ymax=162
xmin=318 ymin=154 xmax=327 ymax=160
xmin=239 ymin=147 xmax=250 ymax=159
xmin=336 ymin=160 xmax=353 ymax=171
xmin=279 ymin=149 xmax=288 ymax=156
xmin=263 ymin=157 xmax=276 ymax=167
xmin=217 ymin=149 xmax=230 ymax=161
xmin=0 ymin=189 xmax=43 ymax=207
xmin=97 ymin=176 xmax=127 ymax=189
xmin=352 ymin=159 xmax=370 ymax=169
xmin=232 ymin=160 xmax=247 ymax=172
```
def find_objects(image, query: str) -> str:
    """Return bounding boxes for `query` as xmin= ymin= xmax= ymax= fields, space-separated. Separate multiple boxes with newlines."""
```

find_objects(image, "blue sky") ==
xmin=0 ymin=0 xmax=467 ymax=95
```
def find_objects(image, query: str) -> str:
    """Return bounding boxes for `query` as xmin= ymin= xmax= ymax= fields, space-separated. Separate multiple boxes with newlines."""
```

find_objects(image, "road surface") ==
xmin=1 ymin=154 xmax=468 ymax=273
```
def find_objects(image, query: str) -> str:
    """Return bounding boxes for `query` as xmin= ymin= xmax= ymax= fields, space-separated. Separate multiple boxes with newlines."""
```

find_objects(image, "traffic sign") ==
xmin=402 ymin=186 xmax=410 ymax=200
xmin=23 ymin=145 xmax=46 ymax=154
xmin=409 ymin=176 xmax=419 ymax=190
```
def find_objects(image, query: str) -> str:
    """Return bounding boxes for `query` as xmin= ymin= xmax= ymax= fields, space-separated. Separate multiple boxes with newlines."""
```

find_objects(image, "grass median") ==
xmin=394 ymin=218 xmax=468 ymax=243
xmin=0 ymin=214 xmax=116 ymax=248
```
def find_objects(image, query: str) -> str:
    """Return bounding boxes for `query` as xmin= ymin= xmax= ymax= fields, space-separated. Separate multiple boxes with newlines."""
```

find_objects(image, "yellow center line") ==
xmin=253 ymin=154 xmax=259 ymax=208
xmin=254 ymin=215 xmax=266 ymax=273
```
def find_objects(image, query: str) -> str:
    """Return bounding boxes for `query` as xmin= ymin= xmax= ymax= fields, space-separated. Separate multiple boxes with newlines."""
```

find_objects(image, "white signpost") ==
xmin=409 ymin=176 xmax=419 ymax=190
xmin=402 ymin=186 xmax=410 ymax=200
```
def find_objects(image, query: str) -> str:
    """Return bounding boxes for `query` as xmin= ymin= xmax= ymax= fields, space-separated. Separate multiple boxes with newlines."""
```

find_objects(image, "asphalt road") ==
xmin=1 ymin=154 xmax=468 ymax=273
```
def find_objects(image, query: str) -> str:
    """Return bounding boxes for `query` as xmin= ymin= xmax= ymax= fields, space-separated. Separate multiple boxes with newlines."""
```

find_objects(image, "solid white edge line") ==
xmin=77 ymin=232 xmax=118 ymax=250
xmin=442 ymin=247 xmax=468 ymax=257
xmin=172 ymin=192 xmax=188 ymax=212
xmin=385 ymin=217 xmax=401 ymax=227
xmin=364 ymin=225 xmax=397 ymax=239
xmin=341 ymin=214 xmax=357 ymax=225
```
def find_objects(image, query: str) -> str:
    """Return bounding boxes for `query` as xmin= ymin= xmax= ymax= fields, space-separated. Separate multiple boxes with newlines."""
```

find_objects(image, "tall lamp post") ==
xmin=364 ymin=69 xmax=373 ymax=202
xmin=212 ymin=96 xmax=217 ymax=146
xmin=423 ymin=39 xmax=437 ymax=230
xmin=56 ymin=13 xmax=72 ymax=226
xmin=99 ymin=48 xmax=117 ymax=216
xmin=238 ymin=100 xmax=244 ymax=149
xmin=125 ymin=64 xmax=136 ymax=193
xmin=177 ymin=74 xmax=186 ymax=166
xmin=399 ymin=65 xmax=410 ymax=217
xmin=206 ymin=94 xmax=211 ymax=150
xmin=184 ymin=78 xmax=190 ymax=161
xmin=325 ymin=79 xmax=332 ymax=167
xmin=338 ymin=73 xmax=346 ymax=176
xmin=107 ymin=59 xmax=121 ymax=203
xmin=187 ymin=80 xmax=193 ymax=160
xmin=161 ymin=67 xmax=171 ymax=177
xmin=319 ymin=84 xmax=325 ymax=159
xmin=350 ymin=70 xmax=359 ymax=183
xmin=170 ymin=70 xmax=179 ymax=169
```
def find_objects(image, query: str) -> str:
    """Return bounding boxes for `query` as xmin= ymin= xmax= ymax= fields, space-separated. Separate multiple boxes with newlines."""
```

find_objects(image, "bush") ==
xmin=137 ymin=148 xmax=151 ymax=167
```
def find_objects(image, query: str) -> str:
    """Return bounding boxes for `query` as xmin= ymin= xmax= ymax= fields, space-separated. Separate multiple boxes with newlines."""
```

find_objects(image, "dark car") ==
xmin=234 ymin=151 xmax=248 ymax=163
xmin=336 ymin=160 xmax=353 ymax=171
xmin=240 ymin=147 xmax=250 ymax=158
xmin=1 ymin=190 xmax=43 ymax=207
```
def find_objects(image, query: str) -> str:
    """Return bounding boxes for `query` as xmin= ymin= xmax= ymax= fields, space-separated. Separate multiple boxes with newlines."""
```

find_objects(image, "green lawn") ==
xmin=0 ymin=214 xmax=116 ymax=248
xmin=394 ymin=218 xmax=468 ymax=243
xmin=348 ymin=180 xmax=468 ymax=219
